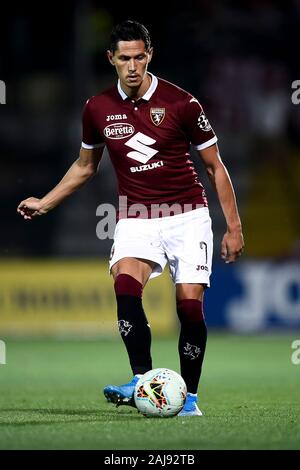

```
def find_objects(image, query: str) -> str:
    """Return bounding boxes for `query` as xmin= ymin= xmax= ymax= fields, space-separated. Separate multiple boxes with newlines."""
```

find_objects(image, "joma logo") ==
xmin=106 ymin=113 xmax=127 ymax=121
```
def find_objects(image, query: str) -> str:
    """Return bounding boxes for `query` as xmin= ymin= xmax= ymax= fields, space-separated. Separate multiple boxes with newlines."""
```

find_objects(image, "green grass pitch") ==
xmin=0 ymin=334 xmax=299 ymax=450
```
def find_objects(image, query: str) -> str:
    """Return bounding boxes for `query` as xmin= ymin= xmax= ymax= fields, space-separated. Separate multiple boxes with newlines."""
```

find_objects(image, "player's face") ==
xmin=107 ymin=40 xmax=153 ymax=93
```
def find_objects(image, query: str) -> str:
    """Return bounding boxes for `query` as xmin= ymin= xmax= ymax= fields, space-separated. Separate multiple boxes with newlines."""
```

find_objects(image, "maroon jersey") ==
xmin=82 ymin=73 xmax=217 ymax=216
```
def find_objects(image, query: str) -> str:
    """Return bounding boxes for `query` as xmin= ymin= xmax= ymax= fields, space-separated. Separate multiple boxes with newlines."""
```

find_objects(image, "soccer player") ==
xmin=17 ymin=20 xmax=244 ymax=416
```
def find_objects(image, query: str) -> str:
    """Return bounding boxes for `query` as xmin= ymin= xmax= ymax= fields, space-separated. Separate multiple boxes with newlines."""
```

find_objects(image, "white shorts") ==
xmin=109 ymin=207 xmax=213 ymax=286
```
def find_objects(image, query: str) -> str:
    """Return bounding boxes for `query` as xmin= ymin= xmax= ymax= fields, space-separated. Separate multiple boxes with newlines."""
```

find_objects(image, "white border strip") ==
xmin=194 ymin=135 xmax=218 ymax=150
xmin=117 ymin=72 xmax=158 ymax=101
xmin=82 ymin=142 xmax=105 ymax=150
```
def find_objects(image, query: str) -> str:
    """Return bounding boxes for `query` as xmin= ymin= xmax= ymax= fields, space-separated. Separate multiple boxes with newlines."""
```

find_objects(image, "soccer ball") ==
xmin=134 ymin=368 xmax=187 ymax=418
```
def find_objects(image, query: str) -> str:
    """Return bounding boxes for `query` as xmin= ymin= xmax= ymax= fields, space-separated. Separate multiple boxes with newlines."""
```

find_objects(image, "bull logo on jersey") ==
xmin=150 ymin=107 xmax=165 ymax=126
xmin=183 ymin=343 xmax=201 ymax=360
xmin=117 ymin=320 xmax=132 ymax=336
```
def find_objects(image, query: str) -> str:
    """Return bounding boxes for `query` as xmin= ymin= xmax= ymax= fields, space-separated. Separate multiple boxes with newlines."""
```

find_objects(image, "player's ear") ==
xmin=147 ymin=47 xmax=153 ymax=63
xmin=107 ymin=50 xmax=115 ymax=66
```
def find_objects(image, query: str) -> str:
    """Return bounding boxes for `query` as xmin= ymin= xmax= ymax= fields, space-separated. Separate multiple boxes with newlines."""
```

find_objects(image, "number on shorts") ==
xmin=200 ymin=241 xmax=208 ymax=264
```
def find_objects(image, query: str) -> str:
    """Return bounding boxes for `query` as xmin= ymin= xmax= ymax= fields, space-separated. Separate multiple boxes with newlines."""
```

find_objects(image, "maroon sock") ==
xmin=114 ymin=273 xmax=143 ymax=298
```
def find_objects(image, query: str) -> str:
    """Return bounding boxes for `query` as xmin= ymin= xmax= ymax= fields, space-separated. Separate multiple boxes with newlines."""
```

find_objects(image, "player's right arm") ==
xmin=17 ymin=146 xmax=104 ymax=220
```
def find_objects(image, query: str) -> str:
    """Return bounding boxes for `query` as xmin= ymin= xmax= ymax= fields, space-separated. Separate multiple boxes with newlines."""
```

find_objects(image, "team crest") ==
xmin=183 ymin=342 xmax=201 ymax=360
xmin=118 ymin=320 xmax=132 ymax=336
xmin=150 ymin=107 xmax=165 ymax=126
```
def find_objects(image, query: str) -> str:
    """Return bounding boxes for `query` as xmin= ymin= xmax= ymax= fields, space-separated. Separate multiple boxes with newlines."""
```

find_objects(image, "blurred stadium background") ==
xmin=1 ymin=0 xmax=299 ymax=337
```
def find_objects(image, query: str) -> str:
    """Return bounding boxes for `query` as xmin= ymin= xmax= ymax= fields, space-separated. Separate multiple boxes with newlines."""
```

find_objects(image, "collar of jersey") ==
xmin=117 ymin=72 xmax=158 ymax=101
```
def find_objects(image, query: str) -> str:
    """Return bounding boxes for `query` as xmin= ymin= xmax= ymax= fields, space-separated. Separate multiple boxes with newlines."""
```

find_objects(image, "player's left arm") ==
xmin=197 ymin=143 xmax=244 ymax=263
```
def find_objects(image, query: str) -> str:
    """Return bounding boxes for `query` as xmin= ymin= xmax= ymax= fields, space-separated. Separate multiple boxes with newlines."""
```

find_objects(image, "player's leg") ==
xmin=109 ymin=219 xmax=166 ymax=374
xmin=103 ymin=218 xmax=167 ymax=406
xmin=112 ymin=257 xmax=155 ymax=376
xmin=104 ymin=257 xmax=155 ymax=406
xmin=162 ymin=207 xmax=213 ymax=416
xmin=176 ymin=283 xmax=207 ymax=416
xmin=112 ymin=256 xmax=155 ymax=285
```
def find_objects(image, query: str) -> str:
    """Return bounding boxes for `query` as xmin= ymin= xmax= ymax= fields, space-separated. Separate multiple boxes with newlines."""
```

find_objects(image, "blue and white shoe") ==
xmin=178 ymin=393 xmax=203 ymax=417
xmin=103 ymin=375 xmax=141 ymax=407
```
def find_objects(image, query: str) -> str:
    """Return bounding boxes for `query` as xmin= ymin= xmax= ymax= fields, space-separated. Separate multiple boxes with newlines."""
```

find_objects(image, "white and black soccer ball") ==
xmin=134 ymin=368 xmax=187 ymax=418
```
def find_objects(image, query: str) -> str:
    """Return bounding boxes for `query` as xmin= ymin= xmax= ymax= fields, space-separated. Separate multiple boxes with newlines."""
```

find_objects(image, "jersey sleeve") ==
xmin=181 ymin=96 xmax=218 ymax=150
xmin=81 ymin=98 xmax=105 ymax=149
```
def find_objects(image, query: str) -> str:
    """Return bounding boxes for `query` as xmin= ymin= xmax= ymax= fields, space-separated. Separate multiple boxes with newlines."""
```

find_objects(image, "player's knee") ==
xmin=114 ymin=273 xmax=143 ymax=298
xmin=176 ymin=283 xmax=205 ymax=302
xmin=176 ymin=299 xmax=204 ymax=323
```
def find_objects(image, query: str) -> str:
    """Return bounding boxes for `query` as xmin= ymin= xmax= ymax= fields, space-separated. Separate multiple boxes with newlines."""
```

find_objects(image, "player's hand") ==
xmin=221 ymin=229 xmax=244 ymax=263
xmin=17 ymin=197 xmax=46 ymax=220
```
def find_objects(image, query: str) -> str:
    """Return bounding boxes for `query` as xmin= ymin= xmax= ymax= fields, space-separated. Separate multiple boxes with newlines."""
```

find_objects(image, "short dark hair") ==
xmin=110 ymin=20 xmax=151 ymax=53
